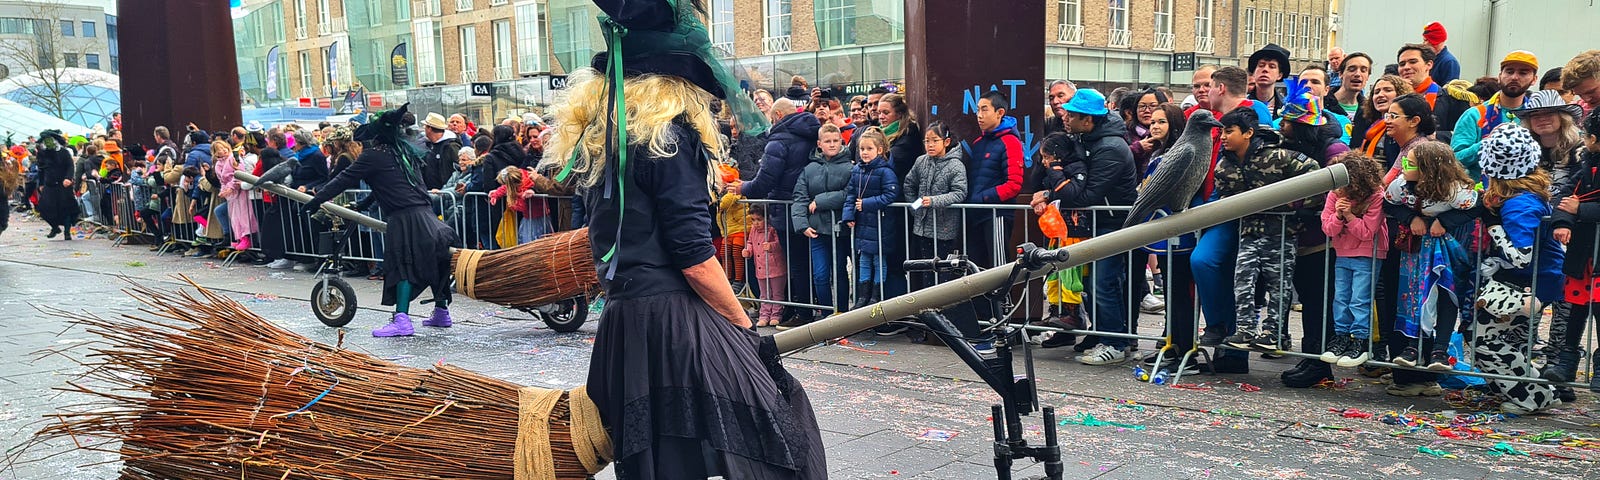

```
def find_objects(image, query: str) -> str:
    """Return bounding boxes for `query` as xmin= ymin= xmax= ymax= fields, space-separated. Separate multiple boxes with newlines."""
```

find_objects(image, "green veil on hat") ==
xmin=587 ymin=0 xmax=768 ymax=135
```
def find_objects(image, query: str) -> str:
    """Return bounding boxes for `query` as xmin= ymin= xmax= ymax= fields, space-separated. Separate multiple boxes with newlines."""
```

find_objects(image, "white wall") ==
xmin=1339 ymin=0 xmax=1600 ymax=81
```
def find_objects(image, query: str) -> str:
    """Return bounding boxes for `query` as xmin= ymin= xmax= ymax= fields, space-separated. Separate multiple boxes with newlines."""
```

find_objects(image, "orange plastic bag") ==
xmin=718 ymin=164 xmax=740 ymax=184
xmin=1038 ymin=204 xmax=1069 ymax=240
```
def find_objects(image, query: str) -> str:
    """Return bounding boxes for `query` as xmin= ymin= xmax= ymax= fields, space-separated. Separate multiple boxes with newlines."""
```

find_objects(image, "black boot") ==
xmin=1281 ymin=358 xmax=1316 ymax=381
xmin=47 ymin=225 xmax=60 ymax=238
xmin=852 ymin=283 xmax=876 ymax=310
xmin=1542 ymin=348 xmax=1581 ymax=383
xmin=1283 ymin=360 xmax=1333 ymax=388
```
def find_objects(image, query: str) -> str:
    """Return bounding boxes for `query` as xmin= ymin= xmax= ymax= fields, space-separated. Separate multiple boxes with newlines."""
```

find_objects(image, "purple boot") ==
xmin=423 ymin=307 xmax=452 ymax=328
xmin=373 ymin=313 xmax=415 ymax=337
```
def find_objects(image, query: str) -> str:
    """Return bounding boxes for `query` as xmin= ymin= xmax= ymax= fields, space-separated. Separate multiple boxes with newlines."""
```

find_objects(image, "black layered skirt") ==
xmin=587 ymin=291 xmax=827 ymax=480
xmin=380 ymin=206 xmax=456 ymax=306
xmin=37 ymin=184 xmax=78 ymax=227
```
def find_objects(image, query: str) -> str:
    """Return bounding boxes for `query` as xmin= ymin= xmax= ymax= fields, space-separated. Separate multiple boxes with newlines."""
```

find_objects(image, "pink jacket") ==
xmin=743 ymin=223 xmax=785 ymax=280
xmin=1321 ymin=191 xmax=1388 ymax=259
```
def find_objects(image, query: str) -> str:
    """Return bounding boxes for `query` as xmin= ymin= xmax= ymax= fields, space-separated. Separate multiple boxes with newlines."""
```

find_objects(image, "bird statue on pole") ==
xmin=254 ymin=157 xmax=299 ymax=187
xmin=1123 ymin=109 xmax=1222 ymax=228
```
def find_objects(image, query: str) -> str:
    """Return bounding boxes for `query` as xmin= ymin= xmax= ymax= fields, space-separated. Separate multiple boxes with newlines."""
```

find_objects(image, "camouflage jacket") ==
xmin=1214 ymin=136 xmax=1321 ymax=237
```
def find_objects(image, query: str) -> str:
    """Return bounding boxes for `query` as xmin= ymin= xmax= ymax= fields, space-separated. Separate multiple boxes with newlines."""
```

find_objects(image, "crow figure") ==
xmin=1124 ymin=109 xmax=1222 ymax=228
xmin=254 ymin=157 xmax=299 ymax=187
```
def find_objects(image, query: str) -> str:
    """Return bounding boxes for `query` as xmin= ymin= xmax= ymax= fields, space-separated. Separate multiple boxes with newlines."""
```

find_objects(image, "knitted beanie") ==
xmin=1423 ymin=22 xmax=1447 ymax=46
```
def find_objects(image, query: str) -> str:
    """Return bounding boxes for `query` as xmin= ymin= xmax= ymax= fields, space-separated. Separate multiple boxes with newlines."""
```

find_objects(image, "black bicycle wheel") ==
xmin=538 ymin=296 xmax=589 ymax=333
xmin=311 ymin=277 xmax=359 ymax=327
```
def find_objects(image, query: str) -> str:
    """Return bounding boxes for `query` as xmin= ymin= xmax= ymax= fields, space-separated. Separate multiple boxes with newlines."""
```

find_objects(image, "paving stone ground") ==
xmin=1 ymin=215 xmax=1597 ymax=479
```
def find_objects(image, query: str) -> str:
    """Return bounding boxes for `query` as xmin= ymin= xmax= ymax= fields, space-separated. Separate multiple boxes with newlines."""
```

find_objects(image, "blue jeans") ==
xmin=1333 ymin=256 xmax=1377 ymax=339
xmin=214 ymin=202 xmax=231 ymax=238
xmin=810 ymin=236 xmax=849 ymax=311
xmin=1089 ymin=226 xmax=1145 ymax=349
xmin=857 ymin=252 xmax=885 ymax=285
xmin=1192 ymin=221 xmax=1243 ymax=359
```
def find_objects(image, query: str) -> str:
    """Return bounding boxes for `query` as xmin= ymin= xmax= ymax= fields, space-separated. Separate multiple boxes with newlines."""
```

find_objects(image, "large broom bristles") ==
xmin=8 ymin=278 xmax=607 ymax=479
xmin=453 ymin=228 xmax=600 ymax=309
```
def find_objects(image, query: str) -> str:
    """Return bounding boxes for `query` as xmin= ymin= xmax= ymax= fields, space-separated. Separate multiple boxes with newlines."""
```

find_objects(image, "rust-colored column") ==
xmin=118 ymin=0 xmax=242 ymax=145
xmin=906 ymin=0 xmax=1045 ymax=167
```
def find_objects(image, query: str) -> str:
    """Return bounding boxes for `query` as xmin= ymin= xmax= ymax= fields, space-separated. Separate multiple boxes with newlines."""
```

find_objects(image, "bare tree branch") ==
xmin=0 ymin=1 xmax=88 ymax=121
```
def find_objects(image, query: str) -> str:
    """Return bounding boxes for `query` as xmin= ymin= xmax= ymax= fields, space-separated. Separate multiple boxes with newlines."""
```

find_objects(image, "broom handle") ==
xmin=773 ymin=164 xmax=1350 ymax=354
xmin=234 ymin=171 xmax=390 ymax=233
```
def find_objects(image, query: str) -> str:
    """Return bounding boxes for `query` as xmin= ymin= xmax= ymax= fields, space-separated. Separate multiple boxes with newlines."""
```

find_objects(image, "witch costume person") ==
xmin=306 ymin=106 xmax=459 ymax=337
xmin=33 ymin=129 xmax=80 ymax=239
xmin=537 ymin=1 xmax=826 ymax=478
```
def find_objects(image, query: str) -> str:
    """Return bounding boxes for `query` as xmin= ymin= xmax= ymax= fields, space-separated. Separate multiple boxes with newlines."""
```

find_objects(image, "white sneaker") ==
xmin=1139 ymin=293 xmax=1165 ymax=313
xmin=1077 ymin=344 xmax=1127 ymax=365
xmin=266 ymin=259 xmax=295 ymax=269
xmin=293 ymin=262 xmax=314 ymax=272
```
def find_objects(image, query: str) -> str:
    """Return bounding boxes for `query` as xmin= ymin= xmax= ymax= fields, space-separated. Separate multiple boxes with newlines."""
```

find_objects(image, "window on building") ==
xmin=1108 ymin=0 xmax=1129 ymax=48
xmin=60 ymin=20 xmax=73 ymax=36
xmin=0 ymin=19 xmax=35 ymax=35
xmin=367 ymin=0 xmax=382 ymax=26
xmin=1194 ymin=0 xmax=1213 ymax=52
xmin=709 ymin=0 xmax=733 ymax=55
xmin=1302 ymin=15 xmax=1313 ymax=53
xmin=86 ymin=53 xmax=99 ymax=70
xmin=1313 ymin=16 xmax=1324 ymax=55
xmin=1241 ymin=6 xmax=1254 ymax=49
xmin=815 ymin=0 xmax=855 ymax=49
xmin=1256 ymin=9 xmax=1268 ymax=47
xmin=64 ymin=53 xmax=78 ymax=68
xmin=1057 ymin=0 xmax=1082 ymax=44
xmin=459 ymin=25 xmax=477 ymax=81
xmin=1153 ymin=0 xmax=1172 ymax=50
xmin=458 ymin=0 xmax=473 ymax=12
xmin=318 ymin=0 xmax=331 ymax=30
xmin=414 ymin=19 xmax=440 ymax=84
xmin=82 ymin=20 xmax=95 ymax=37
xmin=107 ymin=15 xmax=119 ymax=72
xmin=552 ymin=5 xmax=592 ymax=72
xmin=1286 ymin=13 xmax=1297 ymax=51
xmin=273 ymin=5 xmax=285 ymax=42
xmin=493 ymin=20 xmax=511 ymax=79
xmin=299 ymin=51 xmax=312 ymax=96
xmin=515 ymin=1 xmax=542 ymax=74
xmin=765 ymin=0 xmax=791 ymax=54
xmin=254 ymin=15 xmax=265 ymax=46
xmin=294 ymin=0 xmax=307 ymax=38
xmin=1272 ymin=11 xmax=1283 ymax=46
xmin=396 ymin=0 xmax=410 ymax=20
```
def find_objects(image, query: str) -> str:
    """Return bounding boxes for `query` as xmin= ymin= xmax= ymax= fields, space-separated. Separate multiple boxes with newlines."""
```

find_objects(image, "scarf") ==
xmin=881 ymin=120 xmax=903 ymax=144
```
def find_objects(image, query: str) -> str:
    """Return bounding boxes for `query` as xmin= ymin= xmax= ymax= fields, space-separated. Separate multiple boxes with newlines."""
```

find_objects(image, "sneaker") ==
xmin=372 ymin=313 xmax=415 ymax=337
xmin=1073 ymin=335 xmax=1101 ymax=353
xmin=872 ymin=323 xmax=910 ymax=336
xmin=1320 ymin=336 xmax=1350 ymax=364
xmin=1039 ymin=331 xmax=1076 ymax=349
xmin=1224 ymin=332 xmax=1257 ymax=349
xmin=423 ymin=307 xmax=453 ymax=328
xmin=1425 ymin=351 xmax=1452 ymax=371
xmin=1139 ymin=293 xmax=1165 ymax=313
xmin=774 ymin=316 xmax=809 ymax=331
xmin=1250 ymin=332 xmax=1281 ymax=351
xmin=1077 ymin=344 xmax=1127 ymax=366
xmin=1337 ymin=340 xmax=1372 ymax=368
xmin=971 ymin=341 xmax=997 ymax=355
xmin=1198 ymin=330 xmax=1227 ymax=346
xmin=293 ymin=262 xmax=315 ymax=272
xmin=1393 ymin=346 xmax=1420 ymax=368
xmin=1385 ymin=381 xmax=1443 ymax=397
xmin=266 ymin=259 xmax=295 ymax=269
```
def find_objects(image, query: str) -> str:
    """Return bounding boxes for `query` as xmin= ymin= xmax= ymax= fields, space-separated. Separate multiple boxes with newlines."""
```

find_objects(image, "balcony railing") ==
xmin=494 ymin=65 xmax=512 ymax=80
xmin=460 ymin=69 xmax=478 ymax=82
xmin=1056 ymin=24 xmax=1082 ymax=44
xmin=317 ymin=22 xmax=330 ymax=36
xmin=457 ymin=0 xmax=473 ymax=12
xmin=1108 ymin=28 xmax=1131 ymax=48
xmin=1195 ymin=35 xmax=1215 ymax=54
xmin=300 ymin=86 xmax=312 ymax=99
xmin=330 ymin=17 xmax=346 ymax=33
xmin=491 ymin=0 xmax=508 ymax=5
xmin=296 ymin=26 xmax=307 ymax=40
xmin=763 ymin=35 xmax=791 ymax=54
xmin=1153 ymin=32 xmax=1174 ymax=51
xmin=711 ymin=41 xmax=735 ymax=58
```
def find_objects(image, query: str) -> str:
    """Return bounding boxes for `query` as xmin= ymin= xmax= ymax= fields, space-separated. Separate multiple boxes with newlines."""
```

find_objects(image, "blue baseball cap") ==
xmin=1064 ymin=88 xmax=1109 ymax=116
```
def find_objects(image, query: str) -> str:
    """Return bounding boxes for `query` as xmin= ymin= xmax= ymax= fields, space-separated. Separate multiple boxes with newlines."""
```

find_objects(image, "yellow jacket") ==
xmin=717 ymin=193 xmax=748 ymax=236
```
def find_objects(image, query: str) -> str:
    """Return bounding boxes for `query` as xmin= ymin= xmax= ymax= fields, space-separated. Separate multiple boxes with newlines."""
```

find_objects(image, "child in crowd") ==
xmin=1472 ymin=123 xmax=1563 ymax=414
xmin=902 ymin=121 xmax=967 ymax=290
xmin=1216 ymin=108 xmax=1320 ymax=352
xmin=792 ymin=123 xmax=853 ymax=313
xmin=1548 ymin=109 xmax=1600 ymax=388
xmin=744 ymin=210 xmax=786 ymax=326
xmin=843 ymin=127 xmax=899 ymax=309
xmin=1034 ymin=132 xmax=1090 ymax=348
xmin=1320 ymin=154 xmax=1387 ymax=367
xmin=489 ymin=166 xmax=554 ymax=245
xmin=717 ymin=169 xmax=750 ymax=290
xmin=1383 ymin=141 xmax=1477 ymax=370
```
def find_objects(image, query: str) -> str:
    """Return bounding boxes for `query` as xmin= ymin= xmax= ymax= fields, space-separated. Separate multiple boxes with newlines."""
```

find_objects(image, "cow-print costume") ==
xmin=1471 ymin=225 xmax=1560 ymax=413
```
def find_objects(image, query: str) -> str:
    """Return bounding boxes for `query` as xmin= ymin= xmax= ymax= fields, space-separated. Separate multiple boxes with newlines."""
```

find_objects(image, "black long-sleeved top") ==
xmin=308 ymin=146 xmax=431 ymax=214
xmin=291 ymin=147 xmax=330 ymax=190
xmin=586 ymin=120 xmax=717 ymax=299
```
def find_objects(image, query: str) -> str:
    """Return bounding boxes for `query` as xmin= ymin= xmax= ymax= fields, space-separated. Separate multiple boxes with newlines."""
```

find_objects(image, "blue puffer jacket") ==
xmin=964 ymin=115 xmax=1024 ymax=207
xmin=742 ymin=112 xmax=821 ymax=207
xmin=842 ymin=156 xmax=899 ymax=255
xmin=183 ymin=143 xmax=213 ymax=170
